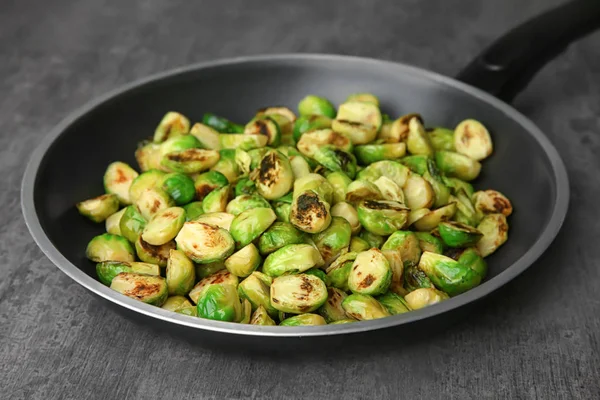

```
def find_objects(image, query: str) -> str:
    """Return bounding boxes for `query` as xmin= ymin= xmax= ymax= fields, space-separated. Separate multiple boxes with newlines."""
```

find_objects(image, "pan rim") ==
xmin=21 ymin=53 xmax=569 ymax=337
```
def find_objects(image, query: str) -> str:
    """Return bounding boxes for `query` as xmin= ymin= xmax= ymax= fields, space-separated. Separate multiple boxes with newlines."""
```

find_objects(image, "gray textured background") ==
xmin=2 ymin=0 xmax=600 ymax=399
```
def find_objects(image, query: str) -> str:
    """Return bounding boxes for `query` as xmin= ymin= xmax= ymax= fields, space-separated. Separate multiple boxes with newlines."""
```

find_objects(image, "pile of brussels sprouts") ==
xmin=77 ymin=93 xmax=512 ymax=326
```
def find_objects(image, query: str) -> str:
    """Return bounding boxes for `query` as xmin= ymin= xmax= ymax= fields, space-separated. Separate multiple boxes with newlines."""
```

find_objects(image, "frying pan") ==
xmin=21 ymin=0 xmax=600 ymax=347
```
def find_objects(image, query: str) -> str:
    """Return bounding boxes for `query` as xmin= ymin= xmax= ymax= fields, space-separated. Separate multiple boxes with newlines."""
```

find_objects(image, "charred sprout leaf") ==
xmin=141 ymin=207 xmax=185 ymax=246
xmin=225 ymin=243 xmax=261 ymax=278
xmin=129 ymin=169 xmax=166 ymax=204
xmin=258 ymin=222 xmax=305 ymax=255
xmin=312 ymin=146 xmax=357 ymax=179
xmin=183 ymin=201 xmax=204 ymax=221
xmin=318 ymin=287 xmax=350 ymax=322
xmin=357 ymin=200 xmax=409 ymax=235
xmin=435 ymin=151 xmax=481 ymax=181
xmin=293 ymin=173 xmax=334 ymax=205
xmin=135 ymin=188 xmax=174 ymax=221
xmin=229 ymin=207 xmax=276 ymax=248
xmin=331 ymin=202 xmax=361 ymax=234
xmin=476 ymin=213 xmax=509 ymax=257
xmin=348 ymin=249 xmax=392 ymax=296
xmin=412 ymin=203 xmax=457 ymax=231
xmin=194 ymin=170 xmax=229 ymax=201
xmin=202 ymin=113 xmax=244 ymax=133
xmin=454 ymin=119 xmax=493 ymax=161
xmin=428 ymin=127 xmax=455 ymax=151
xmin=381 ymin=231 xmax=422 ymax=267
xmin=438 ymin=221 xmax=483 ymax=248
xmin=166 ymin=249 xmax=196 ymax=296
xmin=350 ymin=236 xmax=370 ymax=253
xmin=355 ymin=143 xmax=406 ymax=165
xmin=160 ymin=173 xmax=196 ymax=206
xmin=77 ymin=194 xmax=119 ymax=223
xmin=175 ymin=221 xmax=235 ymax=264
xmin=376 ymin=291 xmax=411 ymax=315
xmin=244 ymin=117 xmax=281 ymax=146
xmin=280 ymin=314 xmax=327 ymax=326
xmin=263 ymin=244 xmax=322 ymax=277
xmin=403 ymin=264 xmax=434 ymax=292
xmin=297 ymin=129 xmax=353 ymax=158
xmin=406 ymin=117 xmax=434 ymax=156
xmin=419 ymin=251 xmax=481 ymax=296
xmin=270 ymin=273 xmax=328 ymax=313
xmin=86 ymin=233 xmax=135 ymax=262
xmin=298 ymin=95 xmax=336 ymax=118
xmin=404 ymin=287 xmax=449 ymax=310
xmin=472 ymin=190 xmax=513 ymax=217
xmin=415 ymin=232 xmax=444 ymax=254
xmin=255 ymin=150 xmax=294 ymax=200
xmin=196 ymin=284 xmax=242 ymax=322
xmin=153 ymin=111 xmax=190 ymax=143
xmin=104 ymin=162 xmax=139 ymax=205
xmin=290 ymin=190 xmax=332 ymax=234
xmin=342 ymin=293 xmax=390 ymax=320
xmin=189 ymin=269 xmax=239 ymax=304
xmin=189 ymin=122 xmax=221 ymax=150
xmin=135 ymin=237 xmax=175 ymax=267
xmin=105 ymin=208 xmax=126 ymax=235
xmin=250 ymin=306 xmax=277 ymax=326
xmin=312 ymin=216 xmax=352 ymax=265
xmin=110 ymin=272 xmax=168 ymax=306
xmin=161 ymin=148 xmax=220 ymax=174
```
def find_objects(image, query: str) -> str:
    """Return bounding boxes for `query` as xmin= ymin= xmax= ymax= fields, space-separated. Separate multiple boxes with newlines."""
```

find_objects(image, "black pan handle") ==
xmin=456 ymin=0 xmax=600 ymax=102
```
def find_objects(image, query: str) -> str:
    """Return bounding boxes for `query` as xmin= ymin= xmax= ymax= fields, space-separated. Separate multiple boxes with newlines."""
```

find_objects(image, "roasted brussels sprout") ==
xmin=381 ymin=249 xmax=404 ymax=296
xmin=105 ymin=208 xmax=126 ymax=235
xmin=333 ymin=101 xmax=381 ymax=144
xmin=330 ymin=202 xmax=361 ymax=234
xmin=134 ymin=188 xmax=174 ymax=221
xmin=415 ymin=232 xmax=444 ymax=254
xmin=201 ymin=185 xmax=232 ymax=213
xmin=412 ymin=202 xmax=457 ymax=231
xmin=189 ymin=269 xmax=239 ymax=304
xmin=153 ymin=111 xmax=190 ymax=143
xmin=348 ymin=249 xmax=392 ymax=296
xmin=280 ymin=314 xmax=327 ymax=326
xmin=258 ymin=222 xmax=305 ymax=255
xmin=229 ymin=207 xmax=276 ymax=248
xmin=404 ymin=287 xmax=449 ymax=310
xmin=244 ymin=117 xmax=281 ymax=146
xmin=293 ymin=173 xmax=334 ymax=205
xmin=297 ymin=129 xmax=353 ymax=158
xmin=350 ymin=237 xmax=370 ymax=253
xmin=403 ymin=174 xmax=435 ymax=210
xmin=290 ymin=155 xmax=311 ymax=180
xmin=342 ymin=293 xmax=390 ymax=320
xmin=219 ymin=133 xmax=268 ymax=151
xmin=175 ymin=221 xmax=235 ymax=264
xmin=406 ymin=116 xmax=434 ymax=156
xmin=376 ymin=291 xmax=411 ymax=315
xmin=110 ymin=272 xmax=168 ymax=306
xmin=166 ymin=249 xmax=196 ymax=296
xmin=445 ymin=247 xmax=488 ymax=280
xmin=476 ymin=213 xmax=509 ymax=257
xmin=452 ymin=189 xmax=481 ymax=226
xmin=226 ymin=195 xmax=271 ymax=216
xmin=454 ymin=119 xmax=493 ymax=161
xmin=196 ymin=284 xmax=242 ymax=322
xmin=354 ymin=143 xmax=406 ymax=165
xmin=312 ymin=146 xmax=357 ymax=179
xmin=161 ymin=295 xmax=194 ymax=312
xmin=193 ymin=170 xmax=228 ymax=201
xmin=357 ymin=200 xmax=409 ymax=235
xmin=325 ymin=251 xmax=356 ymax=292
xmin=134 ymin=236 xmax=175 ymax=267
xmin=298 ymin=95 xmax=336 ymax=118
xmin=141 ymin=207 xmax=185 ymax=246
xmin=403 ymin=264 xmax=434 ymax=292
xmin=195 ymin=261 xmax=226 ymax=280
xmin=358 ymin=230 xmax=385 ymax=249
xmin=238 ymin=273 xmax=278 ymax=317
xmin=161 ymin=148 xmax=220 ymax=174
xmin=419 ymin=251 xmax=481 ymax=296
xmin=86 ymin=233 xmax=135 ymax=262
xmin=250 ymin=306 xmax=277 ymax=326
xmin=193 ymin=212 xmax=235 ymax=230
xmin=438 ymin=221 xmax=483 ymax=248
xmin=256 ymin=106 xmax=296 ymax=128
xmin=377 ymin=113 xmax=419 ymax=143
xmin=135 ymin=142 xmax=163 ymax=172
xmin=160 ymin=173 xmax=196 ymax=205
xmin=312 ymin=216 xmax=352 ymax=265
xmin=225 ymin=243 xmax=261 ymax=278
xmin=128 ymin=169 xmax=166 ymax=204
xmin=345 ymin=180 xmax=382 ymax=204
xmin=382 ymin=231 xmax=422 ymax=267
xmin=96 ymin=261 xmax=159 ymax=286
xmin=443 ymin=177 xmax=475 ymax=197
xmin=326 ymin=172 xmax=352 ymax=205
xmin=290 ymin=190 xmax=332 ymax=234
xmin=202 ymin=112 xmax=244 ymax=133
xmin=292 ymin=115 xmax=333 ymax=143
xmin=234 ymin=176 xmax=257 ymax=197
xmin=210 ymin=149 xmax=239 ymax=182
xmin=270 ymin=273 xmax=328 ymax=313
xmin=77 ymin=194 xmax=119 ymax=223
xmin=189 ymin=122 xmax=221 ymax=150
xmin=399 ymin=155 xmax=429 ymax=175
xmin=183 ymin=201 xmax=204 ymax=221
xmin=255 ymin=150 xmax=294 ymax=200
xmin=356 ymin=160 xmax=410 ymax=188
xmin=159 ymin=134 xmax=201 ymax=156
xmin=428 ymin=127 xmax=455 ymax=151
xmin=472 ymin=190 xmax=513 ymax=217
xmin=373 ymin=176 xmax=405 ymax=203
xmin=262 ymin=244 xmax=322 ymax=277
xmin=317 ymin=288 xmax=349 ymax=322
xmin=435 ymin=151 xmax=481 ymax=181
xmin=103 ymin=162 xmax=139 ymax=205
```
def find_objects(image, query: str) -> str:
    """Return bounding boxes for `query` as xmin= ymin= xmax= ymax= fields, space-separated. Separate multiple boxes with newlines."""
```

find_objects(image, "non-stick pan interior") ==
xmin=33 ymin=56 xmax=557 ymax=288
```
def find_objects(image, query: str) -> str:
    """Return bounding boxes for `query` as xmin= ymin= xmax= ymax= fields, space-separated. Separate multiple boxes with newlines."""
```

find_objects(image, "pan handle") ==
xmin=456 ymin=0 xmax=600 ymax=102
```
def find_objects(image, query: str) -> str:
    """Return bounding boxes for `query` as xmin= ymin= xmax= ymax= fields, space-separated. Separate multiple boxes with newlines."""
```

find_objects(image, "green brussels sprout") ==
xmin=141 ymin=207 xmax=185 ymax=246
xmin=443 ymin=177 xmax=475 ymax=198
xmin=189 ymin=122 xmax=221 ymax=150
xmin=297 ymin=129 xmax=353 ymax=158
xmin=427 ymin=127 xmax=455 ymax=151
xmin=304 ymin=268 xmax=330 ymax=286
xmin=399 ymin=155 xmax=429 ymax=175
xmin=438 ymin=221 xmax=483 ymax=248
xmin=312 ymin=146 xmax=357 ymax=179
xmin=329 ymin=319 xmax=357 ymax=325
xmin=476 ymin=214 xmax=509 ymax=257
xmin=96 ymin=261 xmax=160 ymax=286
xmin=250 ymin=305 xmax=277 ymax=326
xmin=153 ymin=111 xmax=190 ymax=143
xmin=193 ymin=212 xmax=235 ymax=230
xmin=194 ymin=171 xmax=229 ymax=201
xmin=290 ymin=190 xmax=332 ymax=234
xmin=175 ymin=221 xmax=235 ymax=263
xmin=195 ymin=261 xmax=226 ymax=279
xmin=76 ymin=194 xmax=120 ymax=223
xmin=373 ymin=176 xmax=405 ymax=203
xmin=376 ymin=291 xmax=411 ymax=315
xmin=325 ymin=251 xmax=356 ymax=291
xmin=293 ymin=173 xmax=334 ymax=205
xmin=159 ymin=134 xmax=201 ymax=156
xmin=345 ymin=180 xmax=382 ymax=204
xmin=333 ymin=101 xmax=381 ymax=144
xmin=350 ymin=237 xmax=370 ymax=253
xmin=412 ymin=203 xmax=457 ymax=231
xmin=380 ymin=249 xmax=404 ymax=296
xmin=382 ymin=231 xmax=422 ymax=267
xmin=128 ymin=169 xmax=166 ymax=204
xmin=330 ymin=202 xmax=361 ymax=234
xmin=161 ymin=148 xmax=220 ymax=174
xmin=419 ymin=251 xmax=481 ymax=296
xmin=183 ymin=201 xmax=205 ymax=221
xmin=270 ymin=273 xmax=328 ymax=313
xmin=135 ymin=142 xmax=163 ymax=172
xmin=341 ymin=293 xmax=390 ymax=320
xmin=189 ymin=269 xmax=239 ymax=304
xmin=234 ymin=177 xmax=257 ymax=197
xmin=358 ymin=230 xmax=386 ymax=249
xmin=110 ymin=272 xmax=168 ymax=306
xmin=234 ymin=148 xmax=252 ymax=176
xmin=86 ymin=233 xmax=135 ymax=262
xmin=229 ymin=207 xmax=276 ymax=248
xmin=247 ymin=147 xmax=270 ymax=170
xmin=435 ymin=151 xmax=481 ymax=181
xmin=224 ymin=243 xmax=261 ymax=278
xmin=166 ymin=249 xmax=196 ymax=295
xmin=280 ymin=314 xmax=327 ymax=326
xmin=135 ymin=188 xmax=174 ymax=221
xmin=403 ymin=265 xmax=434 ymax=292
xmin=256 ymin=106 xmax=296 ymax=131
xmin=273 ymin=201 xmax=292 ymax=223
xmin=454 ymin=119 xmax=493 ymax=161
xmin=293 ymin=115 xmax=333 ymax=143
xmin=202 ymin=112 xmax=244 ymax=133
xmin=196 ymin=284 xmax=242 ymax=322
xmin=160 ymin=173 xmax=196 ymax=205
xmin=238 ymin=298 xmax=253 ymax=324
xmin=326 ymin=172 xmax=352 ymax=205
xmin=404 ymin=287 xmax=449 ymax=310
xmin=252 ymin=271 xmax=274 ymax=287
xmin=258 ymin=222 xmax=305 ymax=255
xmin=472 ymin=190 xmax=513 ymax=217
xmin=407 ymin=208 xmax=430 ymax=226
xmin=376 ymin=113 xmax=418 ymax=143
xmin=357 ymin=200 xmax=409 ymax=236
xmin=226 ymin=195 xmax=271 ymax=216
xmin=356 ymin=160 xmax=410 ymax=187
xmin=262 ymin=244 xmax=322 ymax=277
xmin=445 ymin=247 xmax=488 ymax=280
xmin=161 ymin=295 xmax=194 ymax=312
xmin=403 ymin=174 xmax=434 ymax=210
xmin=415 ymin=232 xmax=444 ymax=254
xmin=238 ymin=274 xmax=278 ymax=317
xmin=318 ymin=287 xmax=349 ymax=322
xmin=289 ymin=155 xmax=312 ymax=180
xmin=298 ymin=95 xmax=336 ymax=118
xmin=345 ymin=93 xmax=380 ymax=106
xmin=201 ymin=185 xmax=233 ymax=213
xmin=354 ymin=143 xmax=406 ymax=165
xmin=210 ymin=149 xmax=239 ymax=183
xmin=244 ymin=117 xmax=281 ymax=146
xmin=103 ymin=162 xmax=139 ymax=205
xmin=134 ymin=236 xmax=175 ymax=267
xmin=311 ymin=216 xmax=352 ymax=265
xmin=255 ymin=150 xmax=294 ymax=200
xmin=406 ymin=116 xmax=434 ymax=156
xmin=452 ymin=189 xmax=481 ymax=227
xmin=348 ymin=249 xmax=392 ymax=296
xmin=219 ymin=133 xmax=268 ymax=151
xmin=105 ymin=208 xmax=126 ymax=235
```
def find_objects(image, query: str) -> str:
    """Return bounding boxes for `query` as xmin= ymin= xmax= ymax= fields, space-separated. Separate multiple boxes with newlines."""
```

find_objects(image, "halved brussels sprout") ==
xmin=357 ymin=200 xmax=409 ymax=235
xmin=135 ymin=188 xmax=174 ymax=221
xmin=135 ymin=142 xmax=163 ymax=172
xmin=189 ymin=122 xmax=221 ymax=150
xmin=373 ymin=176 xmax=405 ymax=203
xmin=443 ymin=177 xmax=475 ymax=198
xmin=382 ymin=231 xmax=422 ymax=267
xmin=235 ymin=148 xmax=252 ymax=176
xmin=280 ymin=314 xmax=327 ymax=326
xmin=297 ymin=129 xmax=353 ymax=158
xmin=224 ymin=243 xmax=261 ymax=278
xmin=356 ymin=160 xmax=410 ymax=187
xmin=354 ymin=143 xmax=406 ymax=165
xmin=210 ymin=149 xmax=239 ymax=182
xmin=256 ymin=106 xmax=296 ymax=125
xmin=105 ymin=208 xmax=126 ymax=235
xmin=404 ymin=287 xmax=448 ymax=310
xmin=403 ymin=264 xmax=434 ymax=292
xmin=175 ymin=221 xmax=235 ymax=264
xmin=229 ymin=207 xmax=276 ymax=248
xmin=345 ymin=180 xmax=382 ymax=204
xmin=195 ymin=261 xmax=225 ymax=280
xmin=290 ymin=155 xmax=311 ymax=180
xmin=234 ymin=177 xmax=257 ymax=197
xmin=325 ymin=251 xmax=356 ymax=291
xmin=189 ymin=269 xmax=239 ymax=304
xmin=438 ymin=221 xmax=483 ymax=248
xmin=270 ymin=273 xmax=328 ymax=313
xmin=250 ymin=305 xmax=277 ymax=326
xmin=412 ymin=202 xmax=457 ymax=231
xmin=202 ymin=112 xmax=244 ymax=133
xmin=415 ymin=232 xmax=444 ymax=254
xmin=159 ymin=135 xmax=201 ymax=156
xmin=358 ymin=230 xmax=385 ymax=249
xmin=428 ymin=127 xmax=455 ymax=151
xmin=290 ymin=190 xmax=332 ymax=234
xmin=381 ymin=249 xmax=404 ymax=296
xmin=333 ymin=101 xmax=381 ymax=144
xmin=201 ymin=185 xmax=232 ymax=213
xmin=293 ymin=173 xmax=334 ymax=204
xmin=161 ymin=295 xmax=194 ymax=312
xmin=304 ymin=268 xmax=330 ymax=286
xmin=435 ymin=151 xmax=481 ymax=181
xmin=342 ymin=293 xmax=390 ymax=320
xmin=103 ymin=162 xmax=139 ymax=205
xmin=326 ymin=172 xmax=352 ymax=205
xmin=376 ymin=291 xmax=411 ymax=315
xmin=244 ymin=117 xmax=281 ymax=146
xmin=406 ymin=116 xmax=434 ymax=156
xmin=407 ymin=208 xmax=430 ymax=226
xmin=193 ymin=170 xmax=229 ymax=201
xmin=345 ymin=93 xmax=379 ymax=105
xmin=183 ymin=201 xmax=204 ymax=221
xmin=273 ymin=201 xmax=292 ymax=223
xmin=153 ymin=111 xmax=190 ymax=143
xmin=258 ymin=222 xmax=305 ymax=255
xmin=454 ymin=119 xmax=493 ymax=161
xmin=96 ymin=261 xmax=160 ymax=286
xmin=86 ymin=233 xmax=135 ymax=262
xmin=293 ymin=115 xmax=333 ymax=143
xmin=193 ymin=212 xmax=235 ymax=230
xmin=110 ymin=272 xmax=168 ymax=306
xmin=255 ymin=150 xmax=294 ymax=200
xmin=317 ymin=287 xmax=349 ymax=322
xmin=219 ymin=133 xmax=268 ymax=151
xmin=472 ymin=190 xmax=513 ymax=217
xmin=376 ymin=113 xmax=419 ymax=143
xmin=226 ymin=195 xmax=271 ymax=217
xmin=196 ymin=284 xmax=242 ymax=322
xmin=350 ymin=237 xmax=370 ymax=253
xmin=330 ymin=202 xmax=361 ymax=234
xmin=160 ymin=173 xmax=196 ymax=205
xmin=445 ymin=247 xmax=488 ymax=280
xmin=403 ymin=174 xmax=434 ymax=210
xmin=312 ymin=146 xmax=357 ymax=179
xmin=452 ymin=189 xmax=481 ymax=226
xmin=348 ymin=249 xmax=392 ymax=296
xmin=166 ymin=249 xmax=196 ymax=295
xmin=77 ymin=194 xmax=119 ymax=223
xmin=141 ymin=207 xmax=185 ymax=246
xmin=298 ymin=95 xmax=336 ymax=118
xmin=312 ymin=216 xmax=352 ymax=265
xmin=135 ymin=237 xmax=175 ymax=267
xmin=476 ymin=213 xmax=509 ymax=257
xmin=238 ymin=273 xmax=278 ymax=317
xmin=399 ymin=154 xmax=429 ymax=175
xmin=161 ymin=148 xmax=220 ymax=174
xmin=128 ymin=169 xmax=166 ymax=204
xmin=418 ymin=251 xmax=481 ymax=296
xmin=262 ymin=244 xmax=322 ymax=277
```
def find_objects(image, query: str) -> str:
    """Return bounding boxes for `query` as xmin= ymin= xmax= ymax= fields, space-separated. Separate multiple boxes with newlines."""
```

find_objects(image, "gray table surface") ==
xmin=2 ymin=0 xmax=600 ymax=399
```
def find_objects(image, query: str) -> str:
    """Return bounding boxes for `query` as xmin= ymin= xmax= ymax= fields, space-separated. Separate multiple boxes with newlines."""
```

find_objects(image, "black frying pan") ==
xmin=21 ymin=0 xmax=600 ymax=349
